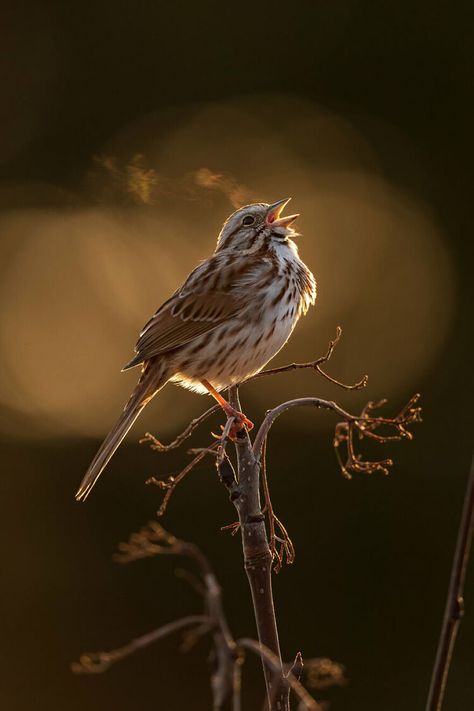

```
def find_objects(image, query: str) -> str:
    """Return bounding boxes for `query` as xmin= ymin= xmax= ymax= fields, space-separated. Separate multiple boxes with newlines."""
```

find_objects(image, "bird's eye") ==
xmin=242 ymin=215 xmax=255 ymax=226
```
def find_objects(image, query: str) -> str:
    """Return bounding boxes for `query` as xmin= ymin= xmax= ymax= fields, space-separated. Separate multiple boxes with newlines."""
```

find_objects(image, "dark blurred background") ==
xmin=0 ymin=1 xmax=472 ymax=709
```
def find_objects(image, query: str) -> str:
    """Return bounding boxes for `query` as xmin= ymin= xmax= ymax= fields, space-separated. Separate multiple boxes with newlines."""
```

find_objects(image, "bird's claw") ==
xmin=211 ymin=412 xmax=254 ymax=442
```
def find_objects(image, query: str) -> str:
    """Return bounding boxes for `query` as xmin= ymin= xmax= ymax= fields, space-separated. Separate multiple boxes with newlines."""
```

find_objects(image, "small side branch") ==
xmin=146 ymin=441 xmax=220 ymax=517
xmin=253 ymin=394 xmax=421 ymax=481
xmin=140 ymin=404 xmax=220 ymax=451
xmin=246 ymin=327 xmax=368 ymax=391
xmin=426 ymin=456 xmax=474 ymax=711
xmin=261 ymin=435 xmax=295 ymax=573
xmin=253 ymin=397 xmax=352 ymax=458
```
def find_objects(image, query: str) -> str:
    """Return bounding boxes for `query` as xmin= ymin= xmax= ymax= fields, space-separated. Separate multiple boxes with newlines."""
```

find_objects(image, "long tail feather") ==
xmin=75 ymin=361 xmax=169 ymax=502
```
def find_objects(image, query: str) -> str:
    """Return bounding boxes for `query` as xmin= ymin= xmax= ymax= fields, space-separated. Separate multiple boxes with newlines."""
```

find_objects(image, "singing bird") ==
xmin=76 ymin=199 xmax=316 ymax=501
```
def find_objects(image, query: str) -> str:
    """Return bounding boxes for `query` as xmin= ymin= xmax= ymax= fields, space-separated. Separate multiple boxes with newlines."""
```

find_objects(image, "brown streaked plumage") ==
xmin=76 ymin=198 xmax=316 ymax=501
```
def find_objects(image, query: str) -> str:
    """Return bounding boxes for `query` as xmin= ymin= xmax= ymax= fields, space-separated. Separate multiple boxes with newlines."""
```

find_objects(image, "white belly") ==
xmin=171 ymin=281 xmax=299 ymax=393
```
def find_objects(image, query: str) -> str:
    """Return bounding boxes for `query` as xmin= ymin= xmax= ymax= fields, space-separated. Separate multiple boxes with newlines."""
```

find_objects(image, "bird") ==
xmin=75 ymin=198 xmax=316 ymax=501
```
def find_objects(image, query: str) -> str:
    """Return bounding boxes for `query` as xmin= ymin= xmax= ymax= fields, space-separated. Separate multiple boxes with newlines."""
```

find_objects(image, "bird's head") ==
xmin=215 ymin=198 xmax=299 ymax=253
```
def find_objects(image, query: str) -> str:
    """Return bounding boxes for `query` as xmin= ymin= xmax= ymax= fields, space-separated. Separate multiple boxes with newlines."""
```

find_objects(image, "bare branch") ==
xmin=253 ymin=394 xmax=421 ymax=481
xmin=426 ymin=456 xmax=474 ymax=711
xmin=71 ymin=615 xmax=209 ymax=674
xmin=253 ymin=397 xmax=354 ymax=458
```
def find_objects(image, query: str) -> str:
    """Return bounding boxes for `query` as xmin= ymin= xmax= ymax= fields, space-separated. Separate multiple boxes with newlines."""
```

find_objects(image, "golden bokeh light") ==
xmin=0 ymin=94 xmax=456 ymax=439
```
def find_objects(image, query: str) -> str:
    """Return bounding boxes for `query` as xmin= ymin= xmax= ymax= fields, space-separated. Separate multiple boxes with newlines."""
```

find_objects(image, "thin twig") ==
xmin=426 ymin=456 xmax=474 ymax=711
xmin=71 ymin=615 xmax=209 ymax=674
xmin=261 ymin=435 xmax=295 ymax=573
xmin=253 ymin=397 xmax=353 ymax=458
xmin=146 ymin=441 xmax=220 ymax=517
xmin=246 ymin=326 xmax=368 ymax=391
xmin=140 ymin=404 xmax=220 ymax=451
xmin=287 ymin=652 xmax=304 ymax=682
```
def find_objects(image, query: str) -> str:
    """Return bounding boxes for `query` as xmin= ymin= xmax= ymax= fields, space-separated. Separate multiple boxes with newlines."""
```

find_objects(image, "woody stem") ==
xmin=217 ymin=385 xmax=288 ymax=710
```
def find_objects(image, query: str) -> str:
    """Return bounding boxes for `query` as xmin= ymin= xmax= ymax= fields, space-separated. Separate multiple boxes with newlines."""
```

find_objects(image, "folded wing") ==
xmin=123 ymin=254 xmax=253 ymax=369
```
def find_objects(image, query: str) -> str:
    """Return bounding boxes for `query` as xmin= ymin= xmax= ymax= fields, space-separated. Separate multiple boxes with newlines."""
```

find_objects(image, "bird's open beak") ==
xmin=266 ymin=197 xmax=299 ymax=227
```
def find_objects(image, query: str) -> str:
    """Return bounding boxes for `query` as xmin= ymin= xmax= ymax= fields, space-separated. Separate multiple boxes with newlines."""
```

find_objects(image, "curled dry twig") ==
xmin=333 ymin=394 xmax=422 ymax=479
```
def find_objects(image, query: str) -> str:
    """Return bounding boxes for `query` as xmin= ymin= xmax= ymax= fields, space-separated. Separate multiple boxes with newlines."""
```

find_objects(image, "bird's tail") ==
xmin=75 ymin=361 xmax=170 ymax=502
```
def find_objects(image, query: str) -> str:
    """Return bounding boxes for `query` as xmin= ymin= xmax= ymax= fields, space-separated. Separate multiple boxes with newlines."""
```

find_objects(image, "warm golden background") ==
xmin=0 ymin=2 xmax=472 ymax=710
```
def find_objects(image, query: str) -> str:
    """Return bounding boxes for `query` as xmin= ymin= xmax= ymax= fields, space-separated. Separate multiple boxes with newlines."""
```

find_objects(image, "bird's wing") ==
xmin=123 ymin=254 xmax=253 ymax=368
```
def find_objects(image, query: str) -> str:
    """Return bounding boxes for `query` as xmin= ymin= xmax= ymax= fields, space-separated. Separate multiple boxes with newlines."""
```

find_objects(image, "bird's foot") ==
xmin=222 ymin=405 xmax=254 ymax=439
xmin=211 ymin=407 xmax=254 ymax=442
xmin=199 ymin=379 xmax=253 ymax=439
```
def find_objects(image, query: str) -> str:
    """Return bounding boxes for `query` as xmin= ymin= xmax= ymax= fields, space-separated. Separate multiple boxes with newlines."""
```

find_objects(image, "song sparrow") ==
xmin=76 ymin=198 xmax=316 ymax=501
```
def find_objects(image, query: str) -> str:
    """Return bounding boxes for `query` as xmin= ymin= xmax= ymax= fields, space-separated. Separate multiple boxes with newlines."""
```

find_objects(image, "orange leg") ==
xmin=201 ymin=379 xmax=254 ymax=437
